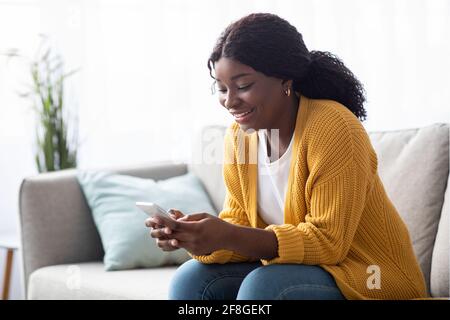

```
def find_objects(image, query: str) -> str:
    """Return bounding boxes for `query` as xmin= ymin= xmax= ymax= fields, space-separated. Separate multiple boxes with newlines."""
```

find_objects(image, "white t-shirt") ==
xmin=257 ymin=129 xmax=294 ymax=225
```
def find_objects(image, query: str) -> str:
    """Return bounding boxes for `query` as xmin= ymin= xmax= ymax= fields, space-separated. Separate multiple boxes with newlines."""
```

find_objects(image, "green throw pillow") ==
xmin=77 ymin=171 xmax=217 ymax=271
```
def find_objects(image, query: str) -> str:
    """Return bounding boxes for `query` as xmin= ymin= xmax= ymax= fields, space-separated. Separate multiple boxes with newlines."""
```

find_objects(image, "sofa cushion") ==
xmin=28 ymin=262 xmax=178 ymax=299
xmin=430 ymin=157 xmax=449 ymax=298
xmin=77 ymin=171 xmax=216 ymax=271
xmin=368 ymin=123 xmax=449 ymax=295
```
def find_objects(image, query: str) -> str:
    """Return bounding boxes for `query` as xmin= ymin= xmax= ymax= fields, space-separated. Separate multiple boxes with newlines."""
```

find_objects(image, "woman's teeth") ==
xmin=234 ymin=108 xmax=255 ymax=118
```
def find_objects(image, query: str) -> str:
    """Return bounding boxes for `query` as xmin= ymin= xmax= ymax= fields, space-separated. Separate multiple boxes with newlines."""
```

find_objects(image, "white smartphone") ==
xmin=136 ymin=202 xmax=171 ymax=219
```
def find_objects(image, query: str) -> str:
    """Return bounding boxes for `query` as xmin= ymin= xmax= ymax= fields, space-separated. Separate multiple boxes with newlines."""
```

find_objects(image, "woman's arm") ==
xmin=226 ymin=224 xmax=278 ymax=260
xmin=147 ymin=211 xmax=278 ymax=260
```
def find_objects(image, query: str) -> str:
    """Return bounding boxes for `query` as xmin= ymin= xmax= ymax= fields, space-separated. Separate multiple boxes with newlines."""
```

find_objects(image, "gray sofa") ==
xmin=19 ymin=124 xmax=449 ymax=299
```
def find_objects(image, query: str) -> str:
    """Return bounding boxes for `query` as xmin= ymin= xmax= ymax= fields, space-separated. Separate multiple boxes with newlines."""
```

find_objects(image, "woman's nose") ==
xmin=224 ymin=91 xmax=237 ymax=110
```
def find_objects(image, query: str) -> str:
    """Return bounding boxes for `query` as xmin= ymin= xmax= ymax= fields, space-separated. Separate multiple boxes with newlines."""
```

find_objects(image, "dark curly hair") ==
xmin=208 ymin=13 xmax=367 ymax=121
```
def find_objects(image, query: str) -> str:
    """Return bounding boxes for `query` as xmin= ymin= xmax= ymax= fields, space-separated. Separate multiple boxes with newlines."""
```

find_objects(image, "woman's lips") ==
xmin=232 ymin=107 xmax=256 ymax=124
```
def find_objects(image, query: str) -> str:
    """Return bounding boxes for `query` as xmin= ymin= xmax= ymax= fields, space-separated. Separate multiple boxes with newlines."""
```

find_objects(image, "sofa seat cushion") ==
xmin=28 ymin=262 xmax=178 ymax=300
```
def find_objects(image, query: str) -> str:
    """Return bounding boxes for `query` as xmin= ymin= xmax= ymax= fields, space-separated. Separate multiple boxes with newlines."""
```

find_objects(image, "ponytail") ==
xmin=298 ymin=51 xmax=367 ymax=121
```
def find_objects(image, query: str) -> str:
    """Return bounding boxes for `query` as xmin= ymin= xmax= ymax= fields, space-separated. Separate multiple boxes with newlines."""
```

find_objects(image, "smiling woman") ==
xmin=206 ymin=11 xmax=366 ymax=158
xmin=146 ymin=12 xmax=428 ymax=300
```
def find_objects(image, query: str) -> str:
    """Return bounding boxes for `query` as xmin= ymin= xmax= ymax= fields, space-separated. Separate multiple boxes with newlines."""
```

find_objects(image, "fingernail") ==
xmin=171 ymin=239 xmax=177 ymax=246
xmin=164 ymin=227 xmax=172 ymax=234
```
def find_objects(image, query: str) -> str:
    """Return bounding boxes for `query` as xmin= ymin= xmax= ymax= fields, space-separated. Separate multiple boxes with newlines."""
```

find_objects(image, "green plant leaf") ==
xmin=62 ymin=67 xmax=80 ymax=79
xmin=7 ymin=37 xmax=79 ymax=172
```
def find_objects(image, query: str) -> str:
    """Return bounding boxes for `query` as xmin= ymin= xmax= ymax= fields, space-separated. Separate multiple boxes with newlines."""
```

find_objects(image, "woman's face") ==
xmin=213 ymin=57 xmax=288 ymax=132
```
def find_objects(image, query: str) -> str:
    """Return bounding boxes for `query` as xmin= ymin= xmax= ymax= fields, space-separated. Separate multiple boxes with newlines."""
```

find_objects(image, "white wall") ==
xmin=1 ymin=0 xmax=449 ymax=299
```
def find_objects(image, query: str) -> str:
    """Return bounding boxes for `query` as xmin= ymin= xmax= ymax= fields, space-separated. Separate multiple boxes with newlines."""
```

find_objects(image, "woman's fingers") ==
xmin=145 ymin=212 xmax=185 ymax=232
xmin=156 ymin=239 xmax=179 ymax=251
xmin=150 ymin=225 xmax=192 ymax=247
xmin=151 ymin=215 xmax=179 ymax=230
xmin=145 ymin=218 xmax=158 ymax=228
xmin=150 ymin=228 xmax=163 ymax=238
xmin=164 ymin=229 xmax=191 ymax=242
xmin=145 ymin=218 xmax=171 ymax=232
xmin=150 ymin=227 xmax=175 ymax=239
xmin=169 ymin=209 xmax=185 ymax=220
xmin=146 ymin=213 xmax=187 ymax=252
xmin=178 ymin=212 xmax=209 ymax=222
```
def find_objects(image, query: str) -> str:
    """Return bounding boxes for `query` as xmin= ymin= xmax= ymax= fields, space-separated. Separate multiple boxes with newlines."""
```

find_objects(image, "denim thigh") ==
xmin=169 ymin=260 xmax=345 ymax=300
xmin=168 ymin=259 xmax=261 ymax=300
xmin=237 ymin=264 xmax=345 ymax=300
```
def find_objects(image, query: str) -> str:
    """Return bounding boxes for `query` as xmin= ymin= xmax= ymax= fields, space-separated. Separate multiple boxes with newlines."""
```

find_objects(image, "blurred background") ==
xmin=0 ymin=0 xmax=449 ymax=299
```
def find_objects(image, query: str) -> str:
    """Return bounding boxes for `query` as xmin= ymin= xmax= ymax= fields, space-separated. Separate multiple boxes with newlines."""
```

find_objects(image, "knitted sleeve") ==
xmin=190 ymin=125 xmax=253 ymax=264
xmin=261 ymin=109 xmax=378 ymax=266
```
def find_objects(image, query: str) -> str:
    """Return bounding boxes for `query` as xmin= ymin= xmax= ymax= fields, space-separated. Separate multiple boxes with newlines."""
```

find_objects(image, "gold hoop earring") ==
xmin=285 ymin=87 xmax=291 ymax=97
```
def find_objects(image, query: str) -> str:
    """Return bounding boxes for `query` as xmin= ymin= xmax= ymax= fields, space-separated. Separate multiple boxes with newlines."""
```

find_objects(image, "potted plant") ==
xmin=3 ymin=35 xmax=79 ymax=173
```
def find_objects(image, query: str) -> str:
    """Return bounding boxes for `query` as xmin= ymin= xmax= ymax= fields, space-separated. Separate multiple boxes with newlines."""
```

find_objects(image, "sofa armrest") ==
xmin=19 ymin=161 xmax=187 ymax=292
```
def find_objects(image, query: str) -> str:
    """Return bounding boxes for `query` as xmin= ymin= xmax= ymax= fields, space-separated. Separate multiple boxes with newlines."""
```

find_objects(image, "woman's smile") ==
xmin=230 ymin=107 xmax=256 ymax=124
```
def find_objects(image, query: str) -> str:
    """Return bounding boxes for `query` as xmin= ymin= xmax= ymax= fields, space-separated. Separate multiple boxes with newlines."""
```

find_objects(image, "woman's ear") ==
xmin=281 ymin=79 xmax=293 ymax=87
xmin=281 ymin=79 xmax=294 ymax=92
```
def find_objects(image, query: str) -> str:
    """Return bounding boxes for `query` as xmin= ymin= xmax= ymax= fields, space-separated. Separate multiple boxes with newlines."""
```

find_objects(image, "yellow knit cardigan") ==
xmin=192 ymin=95 xmax=427 ymax=300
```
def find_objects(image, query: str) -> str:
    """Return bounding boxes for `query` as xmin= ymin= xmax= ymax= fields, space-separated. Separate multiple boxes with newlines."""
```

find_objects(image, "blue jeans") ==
xmin=169 ymin=259 xmax=345 ymax=300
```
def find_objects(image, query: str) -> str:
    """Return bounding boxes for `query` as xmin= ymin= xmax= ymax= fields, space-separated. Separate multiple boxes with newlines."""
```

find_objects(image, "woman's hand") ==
xmin=145 ymin=209 xmax=184 ymax=252
xmin=146 ymin=210 xmax=233 ymax=256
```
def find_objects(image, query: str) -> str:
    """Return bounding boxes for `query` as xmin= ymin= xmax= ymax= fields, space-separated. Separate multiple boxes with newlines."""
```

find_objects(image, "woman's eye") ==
xmin=217 ymin=83 xmax=253 ymax=93
xmin=238 ymin=84 xmax=253 ymax=90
